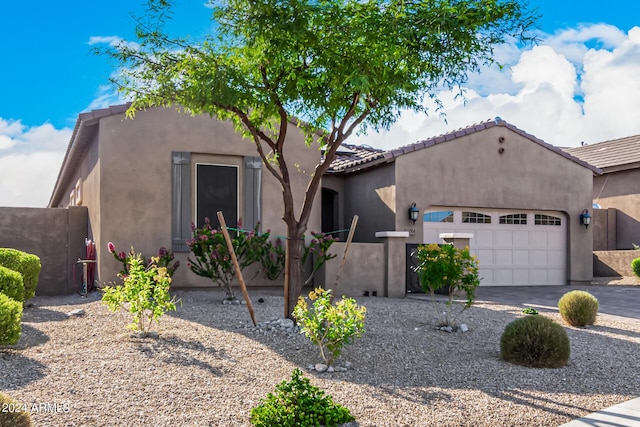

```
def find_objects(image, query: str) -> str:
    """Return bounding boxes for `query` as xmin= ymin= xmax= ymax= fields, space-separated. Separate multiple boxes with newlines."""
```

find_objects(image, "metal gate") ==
xmin=406 ymin=243 xmax=422 ymax=293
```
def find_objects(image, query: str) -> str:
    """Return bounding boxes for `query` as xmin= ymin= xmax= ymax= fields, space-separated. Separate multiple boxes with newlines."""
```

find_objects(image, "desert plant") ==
xmin=0 ymin=392 xmax=33 ymax=427
xmin=293 ymin=288 xmax=366 ymax=366
xmin=558 ymin=290 xmax=599 ymax=327
xmin=632 ymin=257 xmax=640 ymax=278
xmin=107 ymin=243 xmax=180 ymax=278
xmin=0 ymin=265 xmax=24 ymax=303
xmin=522 ymin=307 xmax=539 ymax=315
xmin=500 ymin=315 xmax=570 ymax=368
xmin=0 ymin=248 xmax=41 ymax=302
xmin=261 ymin=237 xmax=286 ymax=281
xmin=102 ymin=252 xmax=178 ymax=335
xmin=0 ymin=292 xmax=23 ymax=345
xmin=187 ymin=218 xmax=267 ymax=300
xmin=250 ymin=368 xmax=355 ymax=427
xmin=412 ymin=243 xmax=480 ymax=327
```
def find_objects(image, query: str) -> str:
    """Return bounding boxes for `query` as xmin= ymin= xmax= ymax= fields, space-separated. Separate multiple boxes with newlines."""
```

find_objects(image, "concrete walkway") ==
xmin=558 ymin=397 xmax=640 ymax=426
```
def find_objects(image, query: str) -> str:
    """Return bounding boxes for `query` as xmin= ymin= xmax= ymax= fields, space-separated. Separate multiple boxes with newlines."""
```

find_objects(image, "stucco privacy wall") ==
xmin=392 ymin=125 xmax=595 ymax=283
xmin=56 ymin=106 xmax=321 ymax=286
xmin=0 ymin=206 xmax=88 ymax=295
xmin=592 ymin=169 xmax=640 ymax=249
xmin=322 ymin=242 xmax=385 ymax=297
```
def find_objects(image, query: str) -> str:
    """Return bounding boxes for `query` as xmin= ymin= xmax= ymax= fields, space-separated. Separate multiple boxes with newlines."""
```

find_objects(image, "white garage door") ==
xmin=422 ymin=209 xmax=566 ymax=286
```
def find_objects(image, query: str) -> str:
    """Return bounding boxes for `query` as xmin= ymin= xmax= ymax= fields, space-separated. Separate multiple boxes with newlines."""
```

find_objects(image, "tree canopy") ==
xmin=102 ymin=0 xmax=537 ymax=316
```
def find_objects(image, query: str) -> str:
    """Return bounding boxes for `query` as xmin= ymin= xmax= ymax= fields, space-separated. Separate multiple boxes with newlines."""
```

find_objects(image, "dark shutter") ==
xmin=171 ymin=152 xmax=192 ymax=252
xmin=244 ymin=156 xmax=262 ymax=231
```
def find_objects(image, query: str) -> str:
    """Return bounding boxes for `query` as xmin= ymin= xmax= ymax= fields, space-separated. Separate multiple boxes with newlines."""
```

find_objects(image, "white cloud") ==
xmin=0 ymin=120 xmax=71 ymax=207
xmin=355 ymin=24 xmax=640 ymax=150
xmin=88 ymin=36 xmax=140 ymax=50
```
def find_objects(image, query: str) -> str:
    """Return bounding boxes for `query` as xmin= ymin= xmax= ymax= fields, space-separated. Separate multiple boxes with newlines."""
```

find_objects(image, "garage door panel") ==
xmin=495 ymin=230 xmax=512 ymax=246
xmin=476 ymin=230 xmax=493 ymax=246
xmin=530 ymin=250 xmax=547 ymax=265
xmin=531 ymin=231 xmax=547 ymax=247
xmin=548 ymin=250 xmax=564 ymax=266
xmin=531 ymin=269 xmax=548 ymax=284
xmin=548 ymin=269 xmax=565 ymax=285
xmin=513 ymin=250 xmax=528 ymax=265
xmin=513 ymin=231 xmax=529 ymax=246
xmin=477 ymin=249 xmax=494 ymax=266
xmin=496 ymin=269 xmax=513 ymax=285
xmin=548 ymin=232 xmax=564 ymax=247
xmin=513 ymin=269 xmax=529 ymax=285
xmin=496 ymin=250 xmax=513 ymax=265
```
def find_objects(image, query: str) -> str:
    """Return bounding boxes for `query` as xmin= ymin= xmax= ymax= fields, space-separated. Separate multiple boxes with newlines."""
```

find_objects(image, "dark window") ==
xmin=534 ymin=214 xmax=561 ymax=226
xmin=196 ymin=163 xmax=238 ymax=230
xmin=423 ymin=211 xmax=453 ymax=222
xmin=499 ymin=213 xmax=527 ymax=225
xmin=462 ymin=211 xmax=491 ymax=224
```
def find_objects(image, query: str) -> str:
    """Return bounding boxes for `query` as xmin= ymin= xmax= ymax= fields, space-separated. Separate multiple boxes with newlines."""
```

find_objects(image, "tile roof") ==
xmin=327 ymin=143 xmax=386 ymax=172
xmin=564 ymin=134 xmax=640 ymax=171
xmin=329 ymin=118 xmax=602 ymax=175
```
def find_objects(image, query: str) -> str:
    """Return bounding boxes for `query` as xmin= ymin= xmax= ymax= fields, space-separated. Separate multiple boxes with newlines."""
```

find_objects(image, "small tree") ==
xmin=99 ymin=0 xmax=537 ymax=317
xmin=412 ymin=243 xmax=480 ymax=328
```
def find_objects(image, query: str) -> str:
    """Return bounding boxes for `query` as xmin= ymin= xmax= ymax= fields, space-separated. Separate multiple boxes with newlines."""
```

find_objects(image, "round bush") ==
xmin=0 ymin=392 xmax=33 ymax=427
xmin=0 ymin=265 xmax=25 ymax=303
xmin=632 ymin=257 xmax=640 ymax=279
xmin=558 ymin=290 xmax=599 ymax=327
xmin=500 ymin=315 xmax=570 ymax=368
xmin=0 ymin=249 xmax=41 ymax=302
xmin=0 ymin=293 xmax=23 ymax=345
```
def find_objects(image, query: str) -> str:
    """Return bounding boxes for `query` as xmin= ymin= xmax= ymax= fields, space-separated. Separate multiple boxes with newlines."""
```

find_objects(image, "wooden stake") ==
xmin=217 ymin=211 xmax=257 ymax=326
xmin=331 ymin=215 xmax=359 ymax=301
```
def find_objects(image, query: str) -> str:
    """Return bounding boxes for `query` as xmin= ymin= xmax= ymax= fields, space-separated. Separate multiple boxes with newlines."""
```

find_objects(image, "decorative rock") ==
xmin=440 ymin=326 xmax=454 ymax=333
xmin=307 ymin=365 xmax=315 ymax=371
xmin=327 ymin=366 xmax=335 ymax=373
xmin=277 ymin=318 xmax=295 ymax=329
xmin=223 ymin=298 xmax=241 ymax=305
xmin=315 ymin=363 xmax=328 ymax=373
xmin=66 ymin=309 xmax=85 ymax=317
xmin=459 ymin=324 xmax=469 ymax=333
xmin=344 ymin=361 xmax=352 ymax=369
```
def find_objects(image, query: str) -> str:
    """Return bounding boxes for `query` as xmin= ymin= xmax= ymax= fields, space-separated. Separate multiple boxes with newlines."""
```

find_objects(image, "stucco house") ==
xmin=565 ymin=135 xmax=640 ymax=251
xmin=46 ymin=106 xmax=600 ymax=295
xmin=322 ymin=118 xmax=601 ymax=296
xmin=48 ymin=104 xmax=321 ymax=287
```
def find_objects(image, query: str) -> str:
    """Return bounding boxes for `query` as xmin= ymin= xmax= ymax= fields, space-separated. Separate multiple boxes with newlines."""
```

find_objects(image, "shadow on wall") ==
xmin=616 ymin=211 xmax=640 ymax=249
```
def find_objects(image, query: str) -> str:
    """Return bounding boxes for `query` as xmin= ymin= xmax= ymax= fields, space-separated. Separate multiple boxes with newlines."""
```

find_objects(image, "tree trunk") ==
xmin=284 ymin=224 xmax=305 ymax=319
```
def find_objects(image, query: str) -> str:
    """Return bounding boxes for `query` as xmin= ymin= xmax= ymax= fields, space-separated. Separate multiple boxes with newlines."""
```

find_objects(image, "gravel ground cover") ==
xmin=1 ymin=287 xmax=639 ymax=427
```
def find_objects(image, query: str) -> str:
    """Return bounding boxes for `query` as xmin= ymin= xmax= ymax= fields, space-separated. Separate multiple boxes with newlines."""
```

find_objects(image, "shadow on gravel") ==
xmin=22 ymin=307 xmax=69 ymax=323
xmin=134 ymin=336 xmax=225 ymax=377
xmin=0 ymin=351 xmax=46 ymax=390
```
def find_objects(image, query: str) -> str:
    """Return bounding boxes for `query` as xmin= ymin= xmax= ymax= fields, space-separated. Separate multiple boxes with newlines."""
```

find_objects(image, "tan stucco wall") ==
xmin=323 ymin=242 xmax=385 ymax=297
xmin=593 ymin=169 xmax=640 ymax=249
xmin=75 ymin=107 xmax=320 ymax=286
xmin=342 ymin=164 xmax=396 ymax=242
xmin=392 ymin=126 xmax=595 ymax=284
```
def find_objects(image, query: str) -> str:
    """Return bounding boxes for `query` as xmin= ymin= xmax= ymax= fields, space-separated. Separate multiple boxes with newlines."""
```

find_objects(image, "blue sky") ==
xmin=1 ymin=1 xmax=640 ymax=207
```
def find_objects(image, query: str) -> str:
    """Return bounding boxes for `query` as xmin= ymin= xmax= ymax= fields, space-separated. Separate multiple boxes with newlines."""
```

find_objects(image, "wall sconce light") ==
xmin=409 ymin=202 xmax=419 ymax=224
xmin=580 ymin=209 xmax=591 ymax=229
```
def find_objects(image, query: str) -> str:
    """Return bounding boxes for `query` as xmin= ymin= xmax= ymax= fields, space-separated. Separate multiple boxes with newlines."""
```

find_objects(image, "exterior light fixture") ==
xmin=409 ymin=202 xmax=419 ymax=224
xmin=580 ymin=209 xmax=591 ymax=229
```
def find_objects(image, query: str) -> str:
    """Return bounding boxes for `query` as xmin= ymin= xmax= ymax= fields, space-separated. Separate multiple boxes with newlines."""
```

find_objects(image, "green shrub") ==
xmin=632 ymin=257 xmax=640 ymax=278
xmin=102 ymin=252 xmax=178 ymax=335
xmin=0 ymin=248 xmax=41 ymax=302
xmin=250 ymin=368 xmax=355 ymax=427
xmin=293 ymin=288 xmax=366 ymax=366
xmin=0 ymin=392 xmax=33 ymax=427
xmin=558 ymin=290 xmax=599 ymax=327
xmin=412 ymin=243 xmax=480 ymax=327
xmin=0 ymin=293 xmax=23 ymax=345
xmin=500 ymin=315 xmax=570 ymax=368
xmin=0 ymin=266 xmax=24 ymax=303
